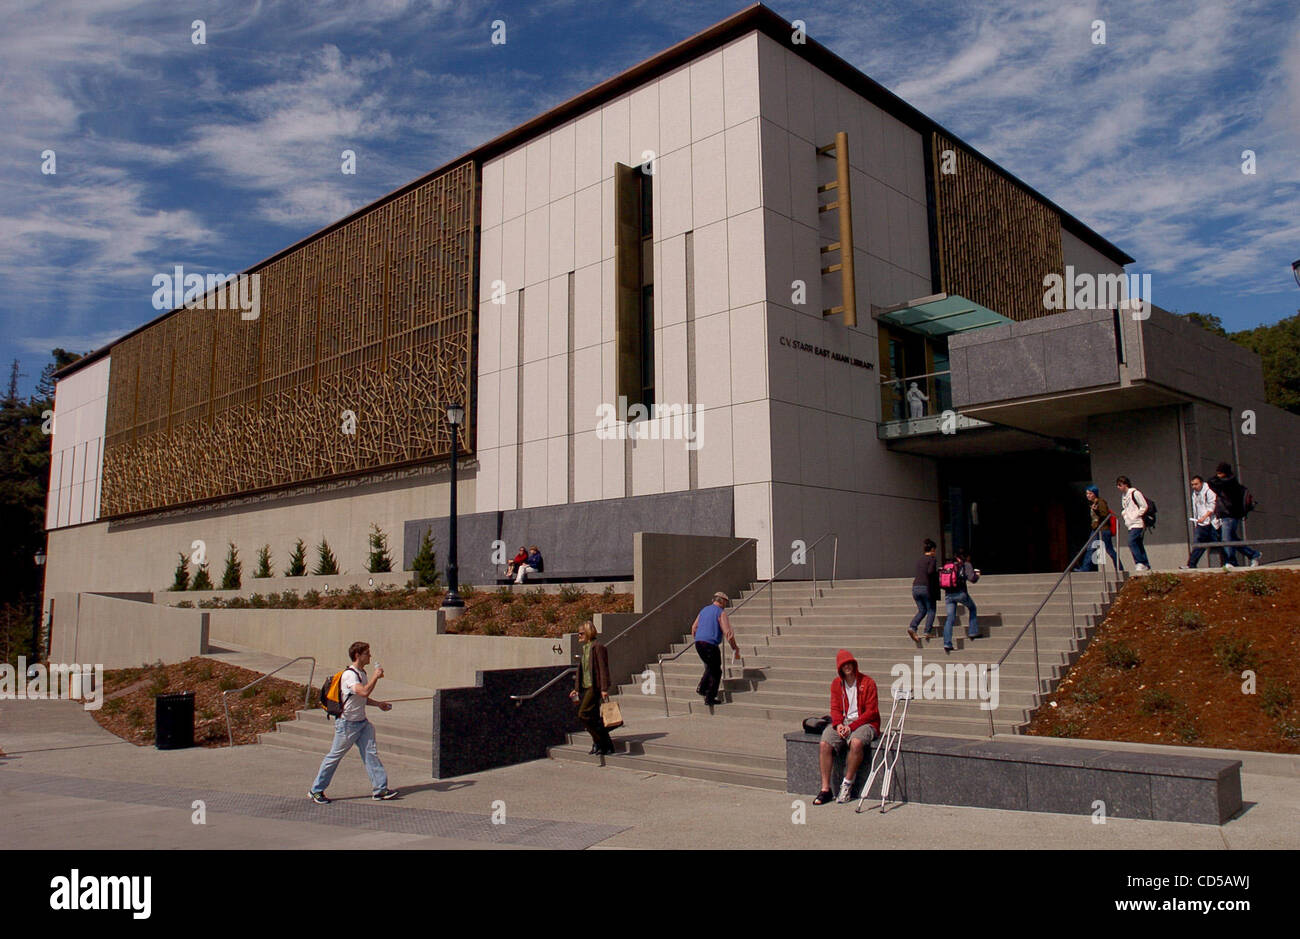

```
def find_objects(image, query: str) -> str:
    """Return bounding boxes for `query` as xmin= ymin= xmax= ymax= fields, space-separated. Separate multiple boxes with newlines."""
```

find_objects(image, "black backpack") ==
xmin=803 ymin=715 xmax=831 ymax=735
xmin=1137 ymin=491 xmax=1157 ymax=530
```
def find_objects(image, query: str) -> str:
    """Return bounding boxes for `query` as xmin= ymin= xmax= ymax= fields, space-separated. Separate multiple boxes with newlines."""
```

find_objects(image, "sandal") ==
xmin=813 ymin=789 xmax=834 ymax=805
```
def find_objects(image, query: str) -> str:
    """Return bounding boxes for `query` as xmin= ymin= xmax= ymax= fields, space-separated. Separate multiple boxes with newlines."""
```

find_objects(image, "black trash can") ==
xmin=155 ymin=691 xmax=195 ymax=750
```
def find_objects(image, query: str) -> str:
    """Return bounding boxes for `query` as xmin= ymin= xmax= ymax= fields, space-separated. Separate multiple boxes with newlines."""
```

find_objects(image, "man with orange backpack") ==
xmin=309 ymin=641 xmax=398 ymax=804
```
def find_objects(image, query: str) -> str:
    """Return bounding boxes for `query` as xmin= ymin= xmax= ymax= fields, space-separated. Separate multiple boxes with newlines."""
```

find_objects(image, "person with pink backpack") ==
xmin=939 ymin=549 xmax=980 ymax=652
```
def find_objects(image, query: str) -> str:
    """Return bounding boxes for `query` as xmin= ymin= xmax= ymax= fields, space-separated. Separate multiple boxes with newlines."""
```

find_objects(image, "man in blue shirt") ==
xmin=691 ymin=591 xmax=739 ymax=706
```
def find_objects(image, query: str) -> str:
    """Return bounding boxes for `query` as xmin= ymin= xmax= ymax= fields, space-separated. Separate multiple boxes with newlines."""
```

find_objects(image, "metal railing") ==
xmin=652 ymin=532 xmax=838 ymax=716
xmin=985 ymin=517 xmax=1120 ymax=737
xmin=222 ymin=656 xmax=315 ymax=747
xmin=510 ymin=537 xmax=759 ymax=708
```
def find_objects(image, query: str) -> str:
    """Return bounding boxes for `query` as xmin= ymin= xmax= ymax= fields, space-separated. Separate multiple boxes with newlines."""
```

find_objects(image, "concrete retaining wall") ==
xmin=49 ymin=592 xmax=209 ymax=669
xmin=206 ymin=609 xmax=570 ymax=690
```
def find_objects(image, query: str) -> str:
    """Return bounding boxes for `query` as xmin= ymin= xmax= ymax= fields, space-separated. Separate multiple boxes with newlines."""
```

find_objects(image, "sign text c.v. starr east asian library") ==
xmin=779 ymin=336 xmax=875 ymax=371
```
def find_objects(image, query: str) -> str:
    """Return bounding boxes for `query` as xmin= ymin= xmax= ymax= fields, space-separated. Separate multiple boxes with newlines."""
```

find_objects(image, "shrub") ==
xmin=174 ymin=600 xmax=194 ymax=609
xmin=239 ymin=686 xmax=258 ymax=700
xmin=495 ymin=585 xmax=513 ymax=602
xmin=1102 ymin=642 xmax=1140 ymax=670
xmin=1212 ymin=633 xmax=1258 ymax=672
xmin=103 ymin=697 xmax=123 ymax=714
xmin=1277 ymin=720 xmax=1300 ymax=740
xmin=249 ymin=593 xmax=267 ymax=609
xmin=603 ymin=584 xmax=617 ymax=601
xmin=286 ymin=539 xmax=307 ymax=577
xmin=1175 ymin=716 xmax=1200 ymax=742
xmin=198 ymin=707 xmax=216 ymax=721
xmin=1072 ymin=677 xmax=1101 ymax=705
xmin=541 ymin=607 xmax=559 ymax=624
xmin=1235 ymin=571 xmax=1278 ymax=596
xmin=170 ymin=553 xmax=190 ymax=591
xmin=313 ymin=539 xmax=340 ymax=576
xmin=411 ymin=529 xmax=440 ymax=588
xmin=1138 ymin=689 xmax=1177 ymax=715
xmin=194 ymin=661 xmax=214 ymax=681
xmin=367 ymin=523 xmax=394 ymax=573
xmin=220 ymin=542 xmax=242 ymax=590
xmin=1050 ymin=721 xmax=1082 ymax=738
xmin=303 ymin=590 xmax=321 ymax=607
xmin=522 ymin=621 xmax=546 ymax=637
xmin=1141 ymin=572 xmax=1180 ymax=596
xmin=217 ymin=675 xmax=240 ymax=692
xmin=558 ymin=584 xmax=584 ymax=603
xmin=1163 ymin=607 xmax=1206 ymax=630
xmin=1260 ymin=680 xmax=1293 ymax=718
xmin=459 ymin=583 xmax=478 ymax=599
xmin=190 ymin=564 xmax=214 ymax=591
xmin=254 ymin=545 xmax=273 ymax=578
xmin=127 ymin=707 xmax=146 ymax=727
xmin=522 ymin=587 xmax=545 ymax=605
xmin=483 ymin=619 xmax=506 ymax=637
xmin=266 ymin=688 xmax=287 ymax=706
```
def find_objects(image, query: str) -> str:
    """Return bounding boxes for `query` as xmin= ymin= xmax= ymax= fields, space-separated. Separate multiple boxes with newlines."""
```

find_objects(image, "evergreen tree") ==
xmin=190 ymin=564 xmax=214 ymax=591
xmin=170 ymin=553 xmax=190 ymax=591
xmin=219 ymin=542 xmax=242 ymax=590
xmin=367 ymin=523 xmax=393 ymax=573
xmin=411 ymin=529 xmax=440 ymax=588
xmin=254 ymin=545 xmax=273 ymax=578
xmin=286 ymin=539 xmax=307 ymax=577
xmin=313 ymin=538 xmax=339 ymax=575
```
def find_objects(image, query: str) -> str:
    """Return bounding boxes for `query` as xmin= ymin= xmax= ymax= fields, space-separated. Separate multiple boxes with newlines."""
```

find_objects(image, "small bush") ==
xmin=522 ymin=621 xmax=546 ymax=637
xmin=1050 ymin=721 xmax=1082 ymax=738
xmin=217 ymin=675 xmax=240 ymax=692
xmin=286 ymin=539 xmax=308 ymax=577
xmin=1174 ymin=716 xmax=1200 ymax=742
xmin=103 ymin=697 xmax=123 ymax=714
xmin=174 ymin=600 xmax=194 ymax=609
xmin=266 ymin=689 xmax=287 ymax=706
xmin=1138 ymin=689 xmax=1177 ymax=715
xmin=558 ymin=584 xmax=584 ymax=603
xmin=522 ymin=587 xmax=545 ymax=605
xmin=1141 ymin=572 xmax=1180 ymax=596
xmin=411 ymin=529 xmax=440 ymax=588
xmin=1162 ymin=607 xmax=1206 ymax=630
xmin=1212 ymin=633 xmax=1258 ymax=672
xmin=127 ymin=707 xmax=146 ymax=727
xmin=1277 ymin=720 xmax=1300 ymax=740
xmin=239 ymin=686 xmax=259 ymax=700
xmin=483 ymin=620 xmax=506 ymax=637
xmin=603 ymin=584 xmax=617 ymax=601
xmin=1260 ymin=680 xmax=1293 ymax=718
xmin=313 ymin=539 xmax=340 ymax=576
xmin=1102 ymin=642 xmax=1140 ymax=670
xmin=1235 ymin=571 xmax=1278 ymax=596
xmin=190 ymin=565 xmax=214 ymax=591
xmin=249 ymin=593 xmax=267 ymax=609
xmin=198 ymin=708 xmax=216 ymax=721
xmin=541 ymin=607 xmax=559 ymax=624
xmin=495 ymin=586 xmax=513 ymax=602
xmin=170 ymin=553 xmax=190 ymax=591
xmin=194 ymin=661 xmax=214 ymax=681
xmin=1072 ymin=677 xmax=1101 ymax=705
xmin=303 ymin=590 xmax=321 ymax=607
xmin=220 ymin=542 xmax=242 ymax=590
xmin=367 ymin=523 xmax=394 ymax=573
xmin=459 ymin=583 xmax=478 ymax=599
xmin=254 ymin=545 xmax=273 ymax=578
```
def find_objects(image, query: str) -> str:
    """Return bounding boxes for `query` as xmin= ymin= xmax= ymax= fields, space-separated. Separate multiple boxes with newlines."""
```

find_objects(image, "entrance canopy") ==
xmin=876 ymin=293 xmax=1013 ymax=338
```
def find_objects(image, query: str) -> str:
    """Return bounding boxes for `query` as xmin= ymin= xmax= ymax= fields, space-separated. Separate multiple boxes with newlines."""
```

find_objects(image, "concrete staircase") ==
xmin=549 ymin=572 xmax=1122 ymax=789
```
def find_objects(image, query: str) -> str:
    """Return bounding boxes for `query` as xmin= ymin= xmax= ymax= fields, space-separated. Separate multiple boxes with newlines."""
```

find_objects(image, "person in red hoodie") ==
xmin=814 ymin=649 xmax=881 ymax=805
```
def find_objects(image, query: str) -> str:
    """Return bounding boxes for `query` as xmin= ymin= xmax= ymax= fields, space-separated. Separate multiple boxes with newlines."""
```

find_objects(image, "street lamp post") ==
xmin=1291 ymin=259 xmax=1300 ymax=290
xmin=32 ymin=549 xmax=46 ymax=663
xmin=442 ymin=404 xmax=465 ymax=615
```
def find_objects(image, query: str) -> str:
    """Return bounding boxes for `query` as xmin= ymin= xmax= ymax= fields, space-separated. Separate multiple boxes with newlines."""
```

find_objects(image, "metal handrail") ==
xmin=221 ymin=656 xmax=316 ymax=747
xmin=510 ymin=537 xmax=759 ymax=706
xmin=653 ymin=532 xmax=838 ymax=716
xmin=879 ymin=368 xmax=952 ymax=385
xmin=509 ymin=667 xmax=576 ymax=706
xmin=984 ymin=516 xmax=1117 ymax=737
xmin=729 ymin=532 xmax=839 ymax=636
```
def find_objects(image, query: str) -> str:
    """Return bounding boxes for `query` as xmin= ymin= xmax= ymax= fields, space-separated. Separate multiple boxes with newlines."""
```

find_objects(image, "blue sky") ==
xmin=3 ymin=0 xmax=1298 ymax=396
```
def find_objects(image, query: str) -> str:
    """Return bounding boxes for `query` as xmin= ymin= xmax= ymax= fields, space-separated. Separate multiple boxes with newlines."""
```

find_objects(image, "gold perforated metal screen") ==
xmin=930 ymin=134 xmax=1063 ymax=322
xmin=101 ymin=161 xmax=477 ymax=517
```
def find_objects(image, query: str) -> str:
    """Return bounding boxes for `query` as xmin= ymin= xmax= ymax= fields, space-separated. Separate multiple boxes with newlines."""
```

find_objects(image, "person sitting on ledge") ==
xmin=814 ymin=649 xmax=880 ymax=806
xmin=505 ymin=545 xmax=528 ymax=579
xmin=515 ymin=545 xmax=544 ymax=584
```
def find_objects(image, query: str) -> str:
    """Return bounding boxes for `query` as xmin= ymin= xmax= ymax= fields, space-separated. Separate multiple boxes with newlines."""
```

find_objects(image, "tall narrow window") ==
xmin=615 ymin=163 xmax=654 ymax=409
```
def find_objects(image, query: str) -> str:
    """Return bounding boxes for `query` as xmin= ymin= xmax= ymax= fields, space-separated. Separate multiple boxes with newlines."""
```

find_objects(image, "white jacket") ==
xmin=1191 ymin=486 xmax=1220 ymax=529
xmin=1121 ymin=489 xmax=1148 ymax=530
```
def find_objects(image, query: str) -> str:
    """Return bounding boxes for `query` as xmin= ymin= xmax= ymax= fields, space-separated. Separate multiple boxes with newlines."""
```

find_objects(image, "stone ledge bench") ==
xmin=785 ymin=732 xmax=1243 ymax=825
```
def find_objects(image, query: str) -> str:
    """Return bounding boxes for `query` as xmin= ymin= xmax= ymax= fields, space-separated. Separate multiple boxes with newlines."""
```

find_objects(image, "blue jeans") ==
xmin=1127 ymin=527 xmax=1149 ymax=567
xmin=909 ymin=586 xmax=936 ymax=633
xmin=1186 ymin=524 xmax=1222 ymax=567
xmin=1220 ymin=517 xmax=1259 ymax=565
xmin=311 ymin=718 xmax=387 ymax=794
xmin=1077 ymin=529 xmax=1121 ymax=572
xmin=944 ymin=591 xmax=978 ymax=646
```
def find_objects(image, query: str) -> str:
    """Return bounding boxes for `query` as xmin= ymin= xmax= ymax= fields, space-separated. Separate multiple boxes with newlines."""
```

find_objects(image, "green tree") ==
xmin=367 ymin=524 xmax=393 ymax=573
xmin=219 ymin=543 xmax=242 ymax=590
xmin=285 ymin=539 xmax=307 ymax=577
xmin=313 ymin=538 xmax=339 ymax=575
xmin=254 ymin=545 xmax=273 ymax=578
xmin=190 ymin=564 xmax=214 ymax=591
xmin=410 ymin=529 xmax=440 ymax=588
xmin=170 ymin=553 xmax=190 ymax=591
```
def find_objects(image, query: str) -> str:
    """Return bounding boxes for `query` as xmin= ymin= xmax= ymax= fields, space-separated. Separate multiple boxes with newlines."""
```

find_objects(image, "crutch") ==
xmin=855 ymin=689 xmax=913 ymax=813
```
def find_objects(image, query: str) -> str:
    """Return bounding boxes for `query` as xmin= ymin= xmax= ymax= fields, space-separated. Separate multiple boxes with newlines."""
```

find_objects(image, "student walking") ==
xmin=1076 ymin=485 xmax=1120 ymax=572
xmin=690 ymin=591 xmax=739 ymax=706
xmin=1181 ymin=475 xmax=1223 ymax=569
xmin=309 ymin=641 xmax=398 ymax=803
xmin=940 ymin=549 xmax=980 ymax=652
xmin=907 ymin=538 xmax=939 ymax=642
xmin=1115 ymin=476 xmax=1151 ymax=571
xmin=1208 ymin=462 xmax=1261 ymax=568
xmin=569 ymin=622 xmax=614 ymax=755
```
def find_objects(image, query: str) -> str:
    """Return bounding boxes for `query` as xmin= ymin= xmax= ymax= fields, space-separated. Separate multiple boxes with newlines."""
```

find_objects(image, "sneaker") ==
xmin=1250 ymin=556 xmax=1261 ymax=567
xmin=372 ymin=788 xmax=399 ymax=801
xmin=1135 ymin=563 xmax=1149 ymax=571
xmin=837 ymin=778 xmax=854 ymax=803
xmin=1178 ymin=565 xmax=1191 ymax=570
xmin=308 ymin=790 xmax=331 ymax=804
xmin=1223 ymin=563 xmax=1236 ymax=570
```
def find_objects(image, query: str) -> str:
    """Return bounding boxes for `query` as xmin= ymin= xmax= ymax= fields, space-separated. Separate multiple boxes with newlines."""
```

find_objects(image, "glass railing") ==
xmin=879 ymin=369 xmax=953 ymax=423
